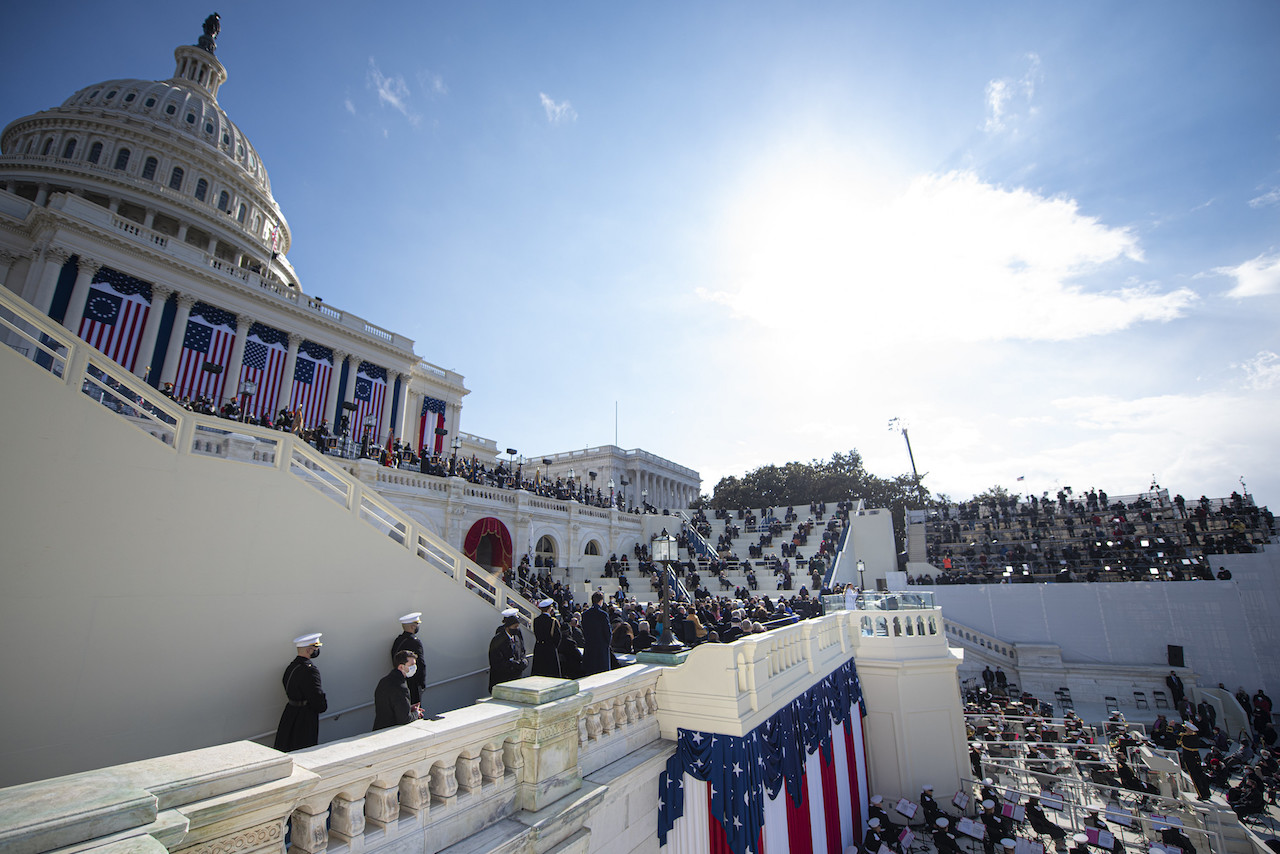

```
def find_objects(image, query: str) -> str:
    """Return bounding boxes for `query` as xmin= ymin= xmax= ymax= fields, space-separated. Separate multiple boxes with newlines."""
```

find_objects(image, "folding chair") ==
xmin=1133 ymin=691 xmax=1149 ymax=709
xmin=1105 ymin=696 xmax=1120 ymax=713
xmin=1153 ymin=690 xmax=1169 ymax=709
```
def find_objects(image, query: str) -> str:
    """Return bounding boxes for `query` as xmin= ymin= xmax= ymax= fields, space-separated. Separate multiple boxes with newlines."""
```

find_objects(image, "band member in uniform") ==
xmin=980 ymin=799 xmax=1011 ymax=854
xmin=274 ymin=633 xmax=327 ymax=751
xmin=921 ymin=783 xmax=945 ymax=827
xmin=531 ymin=598 xmax=562 ymax=677
xmin=932 ymin=817 xmax=964 ymax=854
xmin=391 ymin=612 xmax=426 ymax=706
xmin=1024 ymin=795 xmax=1067 ymax=844
xmin=870 ymin=795 xmax=905 ymax=835
xmin=863 ymin=817 xmax=896 ymax=854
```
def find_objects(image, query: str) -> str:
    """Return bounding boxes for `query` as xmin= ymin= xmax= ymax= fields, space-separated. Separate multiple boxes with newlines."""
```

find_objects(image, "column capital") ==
xmin=0 ymin=247 xmax=28 ymax=265
xmin=234 ymin=313 xmax=255 ymax=331
xmin=77 ymin=257 xmax=103 ymax=277
xmin=149 ymin=282 xmax=173 ymax=300
xmin=331 ymin=349 xmax=349 ymax=363
xmin=174 ymin=293 xmax=198 ymax=311
xmin=287 ymin=332 xmax=304 ymax=347
xmin=42 ymin=246 xmax=71 ymax=265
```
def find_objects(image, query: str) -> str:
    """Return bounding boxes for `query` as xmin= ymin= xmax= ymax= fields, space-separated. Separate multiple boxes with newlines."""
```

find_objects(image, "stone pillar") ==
xmin=404 ymin=390 xmax=420 ymax=451
xmin=177 ymin=223 xmax=189 ymax=242
xmin=275 ymin=333 xmax=302 ymax=414
xmin=108 ymin=197 xmax=121 ymax=213
xmin=33 ymin=183 xmax=49 ymax=207
xmin=60 ymin=256 xmax=101 ymax=333
xmin=326 ymin=350 xmax=347 ymax=431
xmin=0 ymin=248 xmax=23 ymax=286
xmin=397 ymin=379 xmax=412 ymax=446
xmin=143 ymin=209 xmax=156 ymax=229
xmin=133 ymin=283 xmax=171 ymax=380
xmin=160 ymin=294 xmax=196 ymax=387
xmin=380 ymin=370 xmax=397 ymax=443
xmin=490 ymin=677 xmax=589 ymax=811
xmin=31 ymin=246 xmax=70 ymax=315
xmin=221 ymin=314 xmax=253 ymax=408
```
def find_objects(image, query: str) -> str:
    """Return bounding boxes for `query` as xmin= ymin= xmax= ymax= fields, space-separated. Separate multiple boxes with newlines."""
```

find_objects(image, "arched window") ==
xmin=236 ymin=203 xmax=247 ymax=224
xmin=41 ymin=138 xmax=53 ymax=156
xmin=165 ymin=104 xmax=177 ymax=115
xmin=61 ymin=138 xmax=76 ymax=159
xmin=113 ymin=148 xmax=130 ymax=171
xmin=195 ymin=178 xmax=208 ymax=201
xmin=584 ymin=540 xmax=601 ymax=556
xmin=144 ymin=97 xmax=156 ymax=108
xmin=87 ymin=142 xmax=102 ymax=164
xmin=169 ymin=166 xmax=184 ymax=190
xmin=142 ymin=157 xmax=158 ymax=180
xmin=217 ymin=190 xmax=230 ymax=212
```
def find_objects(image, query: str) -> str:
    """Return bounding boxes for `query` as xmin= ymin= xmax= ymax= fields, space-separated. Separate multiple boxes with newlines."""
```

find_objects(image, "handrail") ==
xmin=0 ymin=286 xmax=537 ymax=623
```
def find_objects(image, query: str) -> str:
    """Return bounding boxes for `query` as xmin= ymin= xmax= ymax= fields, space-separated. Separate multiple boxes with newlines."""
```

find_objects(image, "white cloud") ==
xmin=984 ymin=53 xmax=1041 ymax=133
xmin=701 ymin=160 xmax=1194 ymax=347
xmin=1216 ymin=252 xmax=1280 ymax=298
xmin=539 ymin=92 xmax=578 ymax=125
xmin=367 ymin=58 xmax=420 ymax=125
xmin=343 ymin=98 xmax=356 ymax=115
xmin=418 ymin=71 xmax=448 ymax=97
xmin=1248 ymin=187 xmax=1280 ymax=208
xmin=1238 ymin=351 xmax=1280 ymax=390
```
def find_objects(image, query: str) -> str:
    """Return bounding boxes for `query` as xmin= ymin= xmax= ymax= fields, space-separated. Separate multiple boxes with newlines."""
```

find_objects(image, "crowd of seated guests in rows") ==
xmin=918 ymin=486 xmax=1274 ymax=585
xmin=681 ymin=502 xmax=850 ymax=589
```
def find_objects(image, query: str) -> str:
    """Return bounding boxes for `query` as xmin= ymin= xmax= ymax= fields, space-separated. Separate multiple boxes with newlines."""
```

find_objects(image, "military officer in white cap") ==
xmin=531 ymin=598 xmax=562 ymax=678
xmin=273 ymin=633 xmax=327 ymax=751
xmin=392 ymin=611 xmax=426 ymax=706
xmin=488 ymin=608 xmax=526 ymax=691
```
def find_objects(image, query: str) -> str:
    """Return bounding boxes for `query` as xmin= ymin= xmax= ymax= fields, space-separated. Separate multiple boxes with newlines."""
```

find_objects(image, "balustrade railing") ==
xmin=0 ymin=286 xmax=535 ymax=623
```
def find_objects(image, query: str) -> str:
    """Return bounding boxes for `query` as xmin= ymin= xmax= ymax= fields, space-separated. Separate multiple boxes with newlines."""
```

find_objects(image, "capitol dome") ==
xmin=0 ymin=15 xmax=295 ymax=285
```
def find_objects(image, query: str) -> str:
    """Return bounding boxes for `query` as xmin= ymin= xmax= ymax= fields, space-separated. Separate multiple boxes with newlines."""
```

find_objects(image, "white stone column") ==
xmin=60 ymin=256 xmax=101 ymax=333
xmin=133 ymin=283 xmax=171 ymax=380
xmin=221 ymin=314 xmax=253 ymax=408
xmin=275 ymin=333 xmax=302 ymax=414
xmin=160 ymin=294 xmax=196 ymax=387
xmin=31 ymin=246 xmax=70 ymax=315
xmin=380 ymin=370 xmax=397 ymax=443
xmin=326 ymin=350 xmax=347 ymax=431
xmin=397 ymin=378 xmax=412 ymax=446
xmin=0 ymin=248 xmax=23 ymax=287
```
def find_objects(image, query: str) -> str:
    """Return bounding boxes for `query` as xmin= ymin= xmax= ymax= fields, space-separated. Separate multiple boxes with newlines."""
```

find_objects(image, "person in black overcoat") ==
xmin=373 ymin=650 xmax=423 ymax=730
xmin=391 ymin=612 xmax=427 ymax=706
xmin=274 ymin=633 xmax=328 ymax=752
xmin=531 ymin=599 xmax=563 ymax=678
xmin=488 ymin=610 xmax=527 ymax=691
xmin=581 ymin=592 xmax=613 ymax=675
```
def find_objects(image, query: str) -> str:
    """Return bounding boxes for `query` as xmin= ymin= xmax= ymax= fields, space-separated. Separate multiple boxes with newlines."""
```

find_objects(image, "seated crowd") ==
xmin=918 ymin=486 xmax=1275 ymax=586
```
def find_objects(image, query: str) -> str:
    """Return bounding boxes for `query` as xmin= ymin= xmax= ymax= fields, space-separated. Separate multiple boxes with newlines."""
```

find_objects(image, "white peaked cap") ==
xmin=293 ymin=632 xmax=322 ymax=646
xmin=539 ymin=598 xmax=555 ymax=609
xmin=400 ymin=612 xmax=422 ymax=623
xmin=501 ymin=608 xmax=519 ymax=617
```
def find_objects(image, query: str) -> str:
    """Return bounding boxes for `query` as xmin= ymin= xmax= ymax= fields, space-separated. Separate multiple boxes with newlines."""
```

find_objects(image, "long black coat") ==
xmin=581 ymin=606 xmax=612 ymax=675
xmin=274 ymin=656 xmax=327 ymax=751
xmin=488 ymin=626 xmax=526 ymax=690
xmin=372 ymin=668 xmax=413 ymax=731
xmin=391 ymin=630 xmax=427 ymax=704
xmin=531 ymin=613 xmax=562 ymax=678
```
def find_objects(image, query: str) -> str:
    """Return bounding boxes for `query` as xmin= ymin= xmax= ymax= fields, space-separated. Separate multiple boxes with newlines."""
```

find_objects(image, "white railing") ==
xmin=0 ymin=286 xmax=535 ymax=623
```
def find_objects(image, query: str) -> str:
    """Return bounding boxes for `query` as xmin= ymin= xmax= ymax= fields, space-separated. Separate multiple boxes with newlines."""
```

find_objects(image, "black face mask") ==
xmin=310 ymin=648 xmax=321 ymax=659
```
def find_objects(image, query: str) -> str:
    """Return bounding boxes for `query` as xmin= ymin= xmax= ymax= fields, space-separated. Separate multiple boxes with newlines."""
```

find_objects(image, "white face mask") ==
xmin=404 ymin=664 xmax=417 ymax=678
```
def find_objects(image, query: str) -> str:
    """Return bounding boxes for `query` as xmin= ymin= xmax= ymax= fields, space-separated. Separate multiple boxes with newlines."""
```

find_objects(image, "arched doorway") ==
xmin=536 ymin=535 xmax=557 ymax=567
xmin=464 ymin=517 xmax=513 ymax=571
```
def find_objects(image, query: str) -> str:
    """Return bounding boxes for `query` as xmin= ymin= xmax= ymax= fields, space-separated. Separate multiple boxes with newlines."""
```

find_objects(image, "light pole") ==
xmin=450 ymin=435 xmax=462 ymax=475
xmin=650 ymin=534 xmax=685 ymax=653
xmin=888 ymin=417 xmax=923 ymax=502
xmin=642 ymin=488 xmax=648 ymax=512
xmin=608 ymin=478 xmax=615 ymax=508
xmin=857 ymin=558 xmax=866 ymax=591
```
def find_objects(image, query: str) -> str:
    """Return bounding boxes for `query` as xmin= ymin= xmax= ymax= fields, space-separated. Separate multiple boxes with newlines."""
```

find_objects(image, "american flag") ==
xmin=419 ymin=395 xmax=447 ymax=454
xmin=172 ymin=303 xmax=237 ymax=404
xmin=289 ymin=341 xmax=333 ymax=429
xmin=237 ymin=323 xmax=289 ymax=419
xmin=658 ymin=659 xmax=868 ymax=854
xmin=76 ymin=269 xmax=152 ymax=371
xmin=352 ymin=361 xmax=386 ymax=441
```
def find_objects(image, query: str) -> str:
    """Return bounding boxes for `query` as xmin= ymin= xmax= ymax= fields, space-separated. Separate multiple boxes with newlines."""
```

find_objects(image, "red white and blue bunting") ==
xmin=658 ymin=658 xmax=870 ymax=854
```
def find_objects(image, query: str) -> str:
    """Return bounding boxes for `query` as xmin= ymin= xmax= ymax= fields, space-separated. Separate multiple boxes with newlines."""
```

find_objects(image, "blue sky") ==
xmin=4 ymin=3 xmax=1279 ymax=508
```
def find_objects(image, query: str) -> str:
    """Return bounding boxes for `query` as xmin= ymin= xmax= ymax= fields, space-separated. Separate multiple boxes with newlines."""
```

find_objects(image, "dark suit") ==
xmin=581 ymin=605 xmax=612 ymax=675
xmin=372 ymin=668 xmax=415 ymax=730
xmin=532 ymin=612 xmax=562 ymax=677
xmin=274 ymin=656 xmax=327 ymax=751
xmin=391 ymin=630 xmax=426 ymax=704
